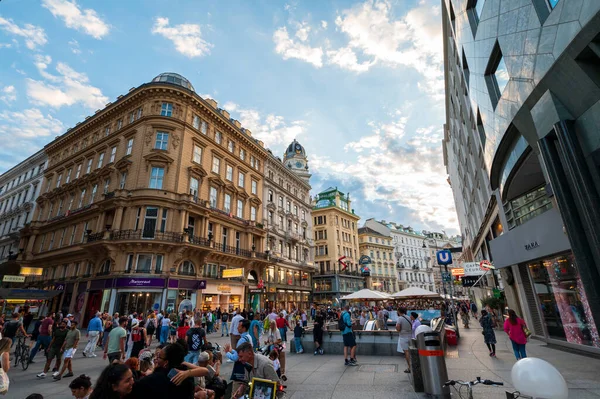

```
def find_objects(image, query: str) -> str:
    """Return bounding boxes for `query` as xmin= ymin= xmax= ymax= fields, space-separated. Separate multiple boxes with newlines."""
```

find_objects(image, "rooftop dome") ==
xmin=284 ymin=139 xmax=306 ymax=158
xmin=151 ymin=73 xmax=195 ymax=92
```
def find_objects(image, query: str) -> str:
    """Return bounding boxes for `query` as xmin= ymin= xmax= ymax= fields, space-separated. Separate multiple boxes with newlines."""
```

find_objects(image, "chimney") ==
xmin=220 ymin=109 xmax=230 ymax=119
xmin=205 ymin=99 xmax=217 ymax=108
xmin=232 ymin=119 xmax=242 ymax=128
xmin=245 ymin=129 xmax=252 ymax=136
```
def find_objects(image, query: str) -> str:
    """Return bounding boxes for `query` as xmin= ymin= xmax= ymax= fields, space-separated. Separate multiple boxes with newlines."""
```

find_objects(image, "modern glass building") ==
xmin=442 ymin=0 xmax=600 ymax=352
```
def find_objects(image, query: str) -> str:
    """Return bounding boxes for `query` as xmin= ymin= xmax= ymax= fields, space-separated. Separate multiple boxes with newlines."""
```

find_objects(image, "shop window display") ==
xmin=529 ymin=252 xmax=600 ymax=348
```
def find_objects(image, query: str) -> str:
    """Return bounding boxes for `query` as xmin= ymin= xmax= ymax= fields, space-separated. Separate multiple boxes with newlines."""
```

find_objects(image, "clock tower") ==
xmin=283 ymin=139 xmax=311 ymax=183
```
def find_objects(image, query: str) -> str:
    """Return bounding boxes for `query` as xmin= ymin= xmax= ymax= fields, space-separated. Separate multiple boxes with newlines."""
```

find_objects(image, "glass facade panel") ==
xmin=529 ymin=252 xmax=600 ymax=348
xmin=495 ymin=57 xmax=509 ymax=95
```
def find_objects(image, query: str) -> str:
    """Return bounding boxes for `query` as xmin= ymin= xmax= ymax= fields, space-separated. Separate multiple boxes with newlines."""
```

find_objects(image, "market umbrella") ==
xmin=391 ymin=287 xmax=441 ymax=299
xmin=340 ymin=289 xmax=392 ymax=300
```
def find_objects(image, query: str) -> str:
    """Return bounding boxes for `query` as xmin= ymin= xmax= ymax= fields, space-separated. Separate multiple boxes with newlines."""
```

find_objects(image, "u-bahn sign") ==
xmin=436 ymin=250 xmax=453 ymax=265
xmin=359 ymin=255 xmax=372 ymax=265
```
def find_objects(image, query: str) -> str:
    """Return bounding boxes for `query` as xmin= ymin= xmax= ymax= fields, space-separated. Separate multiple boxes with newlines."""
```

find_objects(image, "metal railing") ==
xmin=110 ymin=229 xmax=184 ymax=242
xmin=189 ymin=235 xmax=211 ymax=247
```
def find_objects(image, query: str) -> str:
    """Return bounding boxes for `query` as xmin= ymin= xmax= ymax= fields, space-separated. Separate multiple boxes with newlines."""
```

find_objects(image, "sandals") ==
xmin=404 ymin=368 xmax=411 ymax=373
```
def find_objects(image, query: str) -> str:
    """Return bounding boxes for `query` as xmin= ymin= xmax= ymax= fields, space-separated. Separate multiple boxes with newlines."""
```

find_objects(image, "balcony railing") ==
xmin=213 ymin=242 xmax=252 ymax=257
xmin=189 ymin=235 xmax=211 ymax=247
xmin=87 ymin=232 xmax=104 ymax=243
xmin=179 ymin=270 xmax=196 ymax=276
xmin=110 ymin=229 xmax=184 ymax=242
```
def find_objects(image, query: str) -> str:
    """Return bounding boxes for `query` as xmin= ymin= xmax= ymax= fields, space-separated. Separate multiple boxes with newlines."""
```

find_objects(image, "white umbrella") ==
xmin=391 ymin=287 xmax=441 ymax=299
xmin=340 ymin=289 xmax=392 ymax=300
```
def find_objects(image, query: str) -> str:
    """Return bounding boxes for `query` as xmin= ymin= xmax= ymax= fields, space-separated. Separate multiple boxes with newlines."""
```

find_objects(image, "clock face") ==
xmin=295 ymin=161 xmax=303 ymax=168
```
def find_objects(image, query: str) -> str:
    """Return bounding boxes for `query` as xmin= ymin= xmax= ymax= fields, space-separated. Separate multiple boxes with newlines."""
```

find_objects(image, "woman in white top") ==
xmin=159 ymin=314 xmax=171 ymax=345
xmin=0 ymin=338 xmax=11 ymax=395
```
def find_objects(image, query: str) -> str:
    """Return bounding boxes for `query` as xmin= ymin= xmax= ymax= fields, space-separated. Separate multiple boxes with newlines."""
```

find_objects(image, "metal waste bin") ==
xmin=416 ymin=331 xmax=450 ymax=398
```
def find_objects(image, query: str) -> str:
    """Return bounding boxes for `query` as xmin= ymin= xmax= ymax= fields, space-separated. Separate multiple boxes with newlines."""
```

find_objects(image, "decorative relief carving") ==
xmin=145 ymin=129 xmax=153 ymax=146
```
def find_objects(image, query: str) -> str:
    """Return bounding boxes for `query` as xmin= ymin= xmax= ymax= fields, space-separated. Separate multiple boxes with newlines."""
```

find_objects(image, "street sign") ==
xmin=463 ymin=262 xmax=485 ymax=276
xmin=493 ymin=288 xmax=502 ymax=298
xmin=479 ymin=260 xmax=495 ymax=271
xmin=451 ymin=268 xmax=464 ymax=276
xmin=2 ymin=275 xmax=25 ymax=283
xmin=436 ymin=250 xmax=453 ymax=265
xmin=461 ymin=276 xmax=479 ymax=287
xmin=442 ymin=271 xmax=452 ymax=282
xmin=359 ymin=255 xmax=372 ymax=265
xmin=222 ymin=268 xmax=244 ymax=278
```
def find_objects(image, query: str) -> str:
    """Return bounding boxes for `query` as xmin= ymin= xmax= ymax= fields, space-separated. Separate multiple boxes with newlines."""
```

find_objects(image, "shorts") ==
xmin=48 ymin=347 xmax=63 ymax=361
xmin=63 ymin=348 xmax=77 ymax=358
xmin=342 ymin=332 xmax=356 ymax=348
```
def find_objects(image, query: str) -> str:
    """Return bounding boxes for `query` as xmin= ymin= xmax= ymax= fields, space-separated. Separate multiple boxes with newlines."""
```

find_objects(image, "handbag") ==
xmin=523 ymin=325 xmax=532 ymax=338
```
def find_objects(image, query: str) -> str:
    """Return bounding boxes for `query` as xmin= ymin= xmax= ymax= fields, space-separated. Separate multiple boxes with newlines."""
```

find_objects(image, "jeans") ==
xmin=511 ymin=341 xmax=527 ymax=360
xmin=279 ymin=327 xmax=287 ymax=342
xmin=221 ymin=322 xmax=229 ymax=336
xmin=294 ymin=337 xmax=304 ymax=353
xmin=185 ymin=350 xmax=199 ymax=364
xmin=29 ymin=335 xmax=52 ymax=360
xmin=160 ymin=326 xmax=169 ymax=344
xmin=83 ymin=331 xmax=100 ymax=355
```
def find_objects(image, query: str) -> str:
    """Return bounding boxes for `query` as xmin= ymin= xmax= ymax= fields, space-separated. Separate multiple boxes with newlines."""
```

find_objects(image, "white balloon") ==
xmin=415 ymin=325 xmax=433 ymax=336
xmin=511 ymin=358 xmax=568 ymax=399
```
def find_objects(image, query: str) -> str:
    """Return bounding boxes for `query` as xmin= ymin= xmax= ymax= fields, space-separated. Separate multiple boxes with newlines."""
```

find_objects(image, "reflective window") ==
xmin=548 ymin=0 xmax=559 ymax=9
xmin=495 ymin=56 xmax=509 ymax=95
xmin=475 ymin=0 xmax=485 ymax=19
xmin=160 ymin=102 xmax=173 ymax=117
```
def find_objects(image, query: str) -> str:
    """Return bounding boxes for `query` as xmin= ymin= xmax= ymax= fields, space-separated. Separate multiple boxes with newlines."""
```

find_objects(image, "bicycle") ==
xmin=13 ymin=336 xmax=30 ymax=370
xmin=444 ymin=377 xmax=503 ymax=399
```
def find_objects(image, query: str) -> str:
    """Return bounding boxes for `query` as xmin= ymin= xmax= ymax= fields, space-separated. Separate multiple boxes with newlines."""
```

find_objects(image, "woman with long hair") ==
xmin=504 ymin=309 xmax=528 ymax=360
xmin=0 ymin=337 xmax=11 ymax=374
xmin=129 ymin=319 xmax=146 ymax=359
xmin=89 ymin=363 xmax=134 ymax=399
xmin=145 ymin=313 xmax=156 ymax=347
xmin=69 ymin=374 xmax=93 ymax=399
xmin=479 ymin=310 xmax=497 ymax=357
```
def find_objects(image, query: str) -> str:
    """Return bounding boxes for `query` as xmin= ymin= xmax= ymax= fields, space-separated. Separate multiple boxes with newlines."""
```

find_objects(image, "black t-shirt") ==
xmin=2 ymin=320 xmax=21 ymax=338
xmin=51 ymin=328 xmax=69 ymax=349
xmin=248 ymin=311 xmax=254 ymax=321
xmin=186 ymin=327 xmax=206 ymax=352
xmin=131 ymin=367 xmax=194 ymax=399
xmin=222 ymin=313 xmax=229 ymax=322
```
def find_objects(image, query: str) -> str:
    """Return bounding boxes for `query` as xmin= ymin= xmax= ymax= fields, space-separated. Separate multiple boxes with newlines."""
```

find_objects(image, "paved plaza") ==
xmin=7 ymin=326 xmax=600 ymax=398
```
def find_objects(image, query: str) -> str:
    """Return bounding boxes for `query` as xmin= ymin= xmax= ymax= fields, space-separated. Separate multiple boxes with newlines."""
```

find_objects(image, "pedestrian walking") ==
xmin=69 ymin=374 xmax=93 ymax=399
xmin=0 ymin=337 xmax=11 ymax=395
xmin=340 ymin=305 xmax=358 ymax=366
xmin=504 ymin=309 xmax=529 ymax=360
xmin=470 ymin=301 xmax=478 ymax=319
xmin=396 ymin=308 xmax=412 ymax=373
xmin=479 ymin=310 xmax=497 ymax=357
xmin=275 ymin=313 xmax=289 ymax=343
xmin=129 ymin=319 xmax=146 ymax=359
xmin=37 ymin=319 xmax=68 ymax=379
xmin=220 ymin=311 xmax=230 ymax=337
xmin=104 ymin=317 xmax=128 ymax=364
xmin=229 ymin=311 xmax=244 ymax=350
xmin=83 ymin=312 xmax=103 ymax=358
xmin=29 ymin=313 xmax=54 ymax=363
xmin=293 ymin=321 xmax=304 ymax=354
xmin=313 ymin=314 xmax=324 ymax=355
xmin=249 ymin=313 xmax=262 ymax=351
xmin=184 ymin=318 xmax=206 ymax=364
xmin=159 ymin=313 xmax=171 ymax=345
xmin=145 ymin=313 xmax=156 ymax=347
xmin=54 ymin=320 xmax=81 ymax=380
xmin=460 ymin=310 xmax=470 ymax=328
xmin=410 ymin=312 xmax=421 ymax=338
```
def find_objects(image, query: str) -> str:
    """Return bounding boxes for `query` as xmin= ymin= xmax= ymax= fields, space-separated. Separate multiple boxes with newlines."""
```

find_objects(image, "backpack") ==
xmin=338 ymin=312 xmax=350 ymax=331
xmin=131 ymin=329 xmax=142 ymax=342
xmin=2 ymin=320 xmax=20 ymax=338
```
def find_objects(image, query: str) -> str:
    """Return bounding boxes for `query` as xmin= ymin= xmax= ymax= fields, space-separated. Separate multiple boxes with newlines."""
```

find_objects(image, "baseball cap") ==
xmin=67 ymin=314 xmax=73 ymax=317
xmin=198 ymin=352 xmax=210 ymax=362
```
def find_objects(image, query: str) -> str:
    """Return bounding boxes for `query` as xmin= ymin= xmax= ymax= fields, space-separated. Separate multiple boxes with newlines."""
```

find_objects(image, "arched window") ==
xmin=179 ymin=261 xmax=195 ymax=276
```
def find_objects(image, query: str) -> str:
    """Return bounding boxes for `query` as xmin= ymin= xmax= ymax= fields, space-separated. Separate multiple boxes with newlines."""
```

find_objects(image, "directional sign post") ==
xmin=436 ymin=250 xmax=459 ymax=338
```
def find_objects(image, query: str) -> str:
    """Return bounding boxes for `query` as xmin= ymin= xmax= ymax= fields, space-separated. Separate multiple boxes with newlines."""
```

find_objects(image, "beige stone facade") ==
xmin=311 ymin=187 xmax=363 ymax=303
xmin=19 ymin=73 xmax=272 ymax=325
xmin=358 ymin=227 xmax=399 ymax=294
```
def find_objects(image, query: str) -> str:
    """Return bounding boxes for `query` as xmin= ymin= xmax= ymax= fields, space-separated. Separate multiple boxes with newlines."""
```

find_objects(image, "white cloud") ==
xmin=41 ymin=0 xmax=110 ymax=39
xmin=26 ymin=56 xmax=108 ymax=110
xmin=273 ymin=27 xmax=323 ymax=67
xmin=326 ymin=47 xmax=375 ymax=73
xmin=69 ymin=39 xmax=81 ymax=54
xmin=224 ymin=102 xmax=307 ymax=150
xmin=0 ymin=108 xmax=65 ymax=172
xmin=0 ymin=17 xmax=47 ymax=49
xmin=312 ymin=109 xmax=457 ymax=232
xmin=0 ymin=43 xmax=12 ymax=48
xmin=295 ymin=23 xmax=310 ymax=41
xmin=321 ymin=20 xmax=328 ymax=29
xmin=0 ymin=85 xmax=16 ymax=104
xmin=152 ymin=17 xmax=213 ymax=58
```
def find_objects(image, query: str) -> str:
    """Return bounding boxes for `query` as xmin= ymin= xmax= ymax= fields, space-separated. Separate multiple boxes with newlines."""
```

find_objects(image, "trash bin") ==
xmin=416 ymin=331 xmax=450 ymax=398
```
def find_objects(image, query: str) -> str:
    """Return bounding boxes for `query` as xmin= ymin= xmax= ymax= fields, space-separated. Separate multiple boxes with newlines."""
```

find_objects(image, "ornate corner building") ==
xmin=311 ymin=187 xmax=362 ymax=303
xmin=16 ymin=73 xmax=286 ymax=325
xmin=357 ymin=227 xmax=399 ymax=294
xmin=260 ymin=140 xmax=315 ymax=312
xmin=442 ymin=0 xmax=600 ymax=352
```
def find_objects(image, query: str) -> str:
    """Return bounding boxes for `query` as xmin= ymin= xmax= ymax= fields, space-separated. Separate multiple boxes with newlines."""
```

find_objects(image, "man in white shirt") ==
xmin=268 ymin=309 xmax=278 ymax=322
xmin=229 ymin=311 xmax=244 ymax=351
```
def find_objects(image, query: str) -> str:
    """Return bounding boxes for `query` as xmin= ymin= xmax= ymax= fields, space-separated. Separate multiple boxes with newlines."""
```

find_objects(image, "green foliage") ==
xmin=481 ymin=296 xmax=503 ymax=310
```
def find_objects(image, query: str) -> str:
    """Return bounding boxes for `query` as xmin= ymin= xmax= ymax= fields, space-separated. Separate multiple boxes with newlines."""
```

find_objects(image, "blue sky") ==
xmin=0 ymin=0 xmax=459 ymax=235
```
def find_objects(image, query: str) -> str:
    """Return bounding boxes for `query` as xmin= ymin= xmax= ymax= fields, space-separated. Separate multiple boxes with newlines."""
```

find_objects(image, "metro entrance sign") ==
xmin=436 ymin=250 xmax=453 ymax=265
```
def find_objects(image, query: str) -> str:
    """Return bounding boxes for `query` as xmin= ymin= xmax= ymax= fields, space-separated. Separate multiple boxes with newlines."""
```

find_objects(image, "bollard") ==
xmin=408 ymin=338 xmax=424 ymax=392
xmin=416 ymin=331 xmax=450 ymax=398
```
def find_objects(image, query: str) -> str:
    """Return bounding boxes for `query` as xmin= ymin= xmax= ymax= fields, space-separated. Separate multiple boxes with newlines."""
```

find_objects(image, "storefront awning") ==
xmin=0 ymin=288 xmax=63 ymax=300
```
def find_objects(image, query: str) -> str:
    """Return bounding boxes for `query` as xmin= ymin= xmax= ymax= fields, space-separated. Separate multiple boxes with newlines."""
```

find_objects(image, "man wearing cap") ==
xmin=83 ymin=311 xmax=103 ymax=358
xmin=65 ymin=314 xmax=75 ymax=327
xmin=194 ymin=352 xmax=216 ymax=399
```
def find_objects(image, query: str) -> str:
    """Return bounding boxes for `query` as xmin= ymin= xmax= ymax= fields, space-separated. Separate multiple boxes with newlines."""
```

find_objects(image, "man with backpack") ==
xmin=221 ymin=311 xmax=230 ymax=337
xmin=340 ymin=305 xmax=358 ymax=366
xmin=2 ymin=312 xmax=29 ymax=345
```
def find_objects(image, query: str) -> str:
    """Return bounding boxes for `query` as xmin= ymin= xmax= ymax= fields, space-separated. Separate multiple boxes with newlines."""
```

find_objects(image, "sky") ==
xmin=0 ymin=0 xmax=459 ymax=235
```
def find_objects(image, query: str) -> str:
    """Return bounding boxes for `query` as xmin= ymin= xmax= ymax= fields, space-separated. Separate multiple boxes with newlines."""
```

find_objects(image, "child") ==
xmin=293 ymin=321 xmax=304 ymax=354
xmin=269 ymin=350 xmax=281 ymax=378
xmin=177 ymin=320 xmax=190 ymax=340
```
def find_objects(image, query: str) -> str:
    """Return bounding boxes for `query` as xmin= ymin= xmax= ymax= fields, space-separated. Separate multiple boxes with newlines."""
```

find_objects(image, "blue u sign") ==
xmin=436 ymin=250 xmax=453 ymax=265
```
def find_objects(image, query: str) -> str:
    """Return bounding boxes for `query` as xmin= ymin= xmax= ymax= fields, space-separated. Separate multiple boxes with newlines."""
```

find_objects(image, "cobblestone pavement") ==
xmin=7 ymin=325 xmax=600 ymax=398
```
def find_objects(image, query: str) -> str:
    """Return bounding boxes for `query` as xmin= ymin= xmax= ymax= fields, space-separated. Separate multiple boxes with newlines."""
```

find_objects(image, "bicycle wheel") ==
xmin=14 ymin=346 xmax=20 ymax=367
xmin=21 ymin=347 xmax=30 ymax=370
